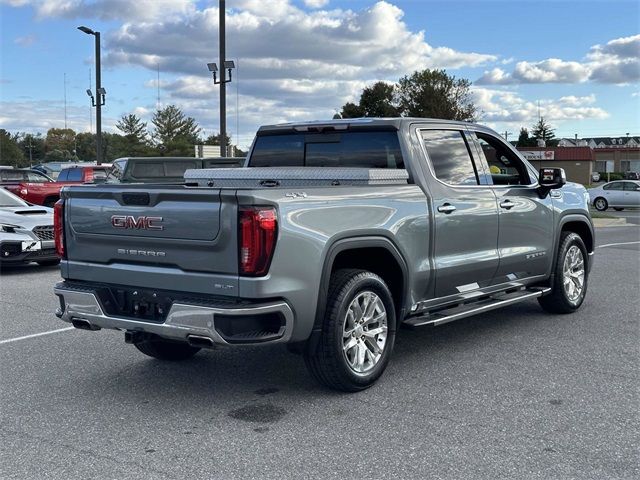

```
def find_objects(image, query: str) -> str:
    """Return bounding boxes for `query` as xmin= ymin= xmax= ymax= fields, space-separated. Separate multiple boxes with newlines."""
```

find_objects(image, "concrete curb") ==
xmin=592 ymin=218 xmax=628 ymax=228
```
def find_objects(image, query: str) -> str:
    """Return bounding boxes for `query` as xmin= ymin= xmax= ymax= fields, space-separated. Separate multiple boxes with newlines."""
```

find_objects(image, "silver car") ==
xmin=0 ymin=188 xmax=59 ymax=266
xmin=589 ymin=180 xmax=640 ymax=211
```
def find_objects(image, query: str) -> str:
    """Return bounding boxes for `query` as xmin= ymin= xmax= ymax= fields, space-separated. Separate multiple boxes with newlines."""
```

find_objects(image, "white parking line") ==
xmin=0 ymin=327 xmax=75 ymax=345
xmin=597 ymin=241 xmax=640 ymax=249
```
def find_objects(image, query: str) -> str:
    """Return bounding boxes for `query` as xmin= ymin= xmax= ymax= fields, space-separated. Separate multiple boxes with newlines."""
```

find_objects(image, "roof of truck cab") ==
xmin=257 ymin=117 xmax=475 ymax=133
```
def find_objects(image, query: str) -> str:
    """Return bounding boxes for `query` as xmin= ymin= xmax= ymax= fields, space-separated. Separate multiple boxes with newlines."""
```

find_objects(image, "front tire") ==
xmin=304 ymin=269 xmax=396 ymax=392
xmin=134 ymin=338 xmax=200 ymax=361
xmin=538 ymin=232 xmax=588 ymax=314
xmin=593 ymin=197 xmax=608 ymax=211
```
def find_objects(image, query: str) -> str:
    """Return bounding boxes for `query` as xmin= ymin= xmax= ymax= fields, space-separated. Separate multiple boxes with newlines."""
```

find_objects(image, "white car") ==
xmin=589 ymin=180 xmax=640 ymax=211
xmin=0 ymin=187 xmax=59 ymax=266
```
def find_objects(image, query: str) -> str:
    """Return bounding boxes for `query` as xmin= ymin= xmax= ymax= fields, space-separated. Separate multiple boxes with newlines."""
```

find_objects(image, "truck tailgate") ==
xmin=63 ymin=186 xmax=238 ymax=295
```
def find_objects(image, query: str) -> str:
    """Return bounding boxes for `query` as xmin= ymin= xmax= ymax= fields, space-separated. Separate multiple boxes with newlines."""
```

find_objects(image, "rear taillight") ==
xmin=239 ymin=207 xmax=277 ymax=276
xmin=85 ymin=170 xmax=94 ymax=182
xmin=54 ymin=200 xmax=65 ymax=258
xmin=19 ymin=187 xmax=28 ymax=197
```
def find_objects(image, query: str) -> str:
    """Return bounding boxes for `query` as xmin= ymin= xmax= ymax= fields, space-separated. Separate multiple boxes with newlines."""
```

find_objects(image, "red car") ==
xmin=0 ymin=166 xmax=109 ymax=207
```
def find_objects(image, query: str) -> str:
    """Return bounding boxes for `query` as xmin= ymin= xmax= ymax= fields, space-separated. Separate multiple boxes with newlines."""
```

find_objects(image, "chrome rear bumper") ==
xmin=54 ymin=285 xmax=294 ymax=346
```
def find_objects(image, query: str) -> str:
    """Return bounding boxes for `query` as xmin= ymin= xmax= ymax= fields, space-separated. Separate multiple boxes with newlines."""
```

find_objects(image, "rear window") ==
xmin=130 ymin=161 xmax=198 ymax=179
xmin=250 ymin=131 xmax=404 ymax=168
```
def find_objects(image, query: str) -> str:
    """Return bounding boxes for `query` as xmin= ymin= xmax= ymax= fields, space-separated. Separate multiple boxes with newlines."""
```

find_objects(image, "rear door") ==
xmin=417 ymin=126 xmax=499 ymax=298
xmin=622 ymin=181 xmax=640 ymax=206
xmin=64 ymin=185 xmax=239 ymax=295
xmin=469 ymin=130 xmax=554 ymax=283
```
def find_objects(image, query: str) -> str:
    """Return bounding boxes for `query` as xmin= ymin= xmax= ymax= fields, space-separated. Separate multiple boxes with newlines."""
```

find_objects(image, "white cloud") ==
xmin=472 ymin=88 xmax=609 ymax=127
xmin=304 ymin=0 xmax=329 ymax=8
xmin=477 ymin=34 xmax=640 ymax=85
xmin=14 ymin=34 xmax=36 ymax=46
xmin=9 ymin=0 xmax=196 ymax=21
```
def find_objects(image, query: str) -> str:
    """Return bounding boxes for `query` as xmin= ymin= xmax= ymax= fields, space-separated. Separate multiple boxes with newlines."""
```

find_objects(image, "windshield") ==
xmin=0 ymin=188 xmax=28 ymax=207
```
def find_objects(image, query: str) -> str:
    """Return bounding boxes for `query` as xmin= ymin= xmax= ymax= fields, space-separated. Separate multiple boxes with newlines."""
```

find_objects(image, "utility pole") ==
xmin=78 ymin=26 xmax=106 ymax=164
xmin=64 ymin=73 xmax=67 ymax=129
xmin=219 ymin=0 xmax=227 ymax=157
xmin=206 ymin=0 xmax=235 ymax=158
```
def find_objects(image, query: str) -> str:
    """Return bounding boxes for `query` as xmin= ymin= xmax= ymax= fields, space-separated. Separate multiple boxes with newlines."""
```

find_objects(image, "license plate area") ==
xmin=95 ymin=286 xmax=173 ymax=323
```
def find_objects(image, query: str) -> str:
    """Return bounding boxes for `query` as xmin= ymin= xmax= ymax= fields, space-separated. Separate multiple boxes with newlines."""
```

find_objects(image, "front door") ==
xmin=418 ymin=128 xmax=500 ymax=299
xmin=470 ymin=131 xmax=554 ymax=283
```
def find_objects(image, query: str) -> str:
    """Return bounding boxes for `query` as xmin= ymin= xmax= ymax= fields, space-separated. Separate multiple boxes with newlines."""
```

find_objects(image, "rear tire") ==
xmin=134 ymin=338 xmax=200 ymax=361
xmin=593 ymin=197 xmax=608 ymax=211
xmin=304 ymin=269 xmax=396 ymax=392
xmin=538 ymin=232 xmax=588 ymax=314
xmin=37 ymin=259 xmax=60 ymax=267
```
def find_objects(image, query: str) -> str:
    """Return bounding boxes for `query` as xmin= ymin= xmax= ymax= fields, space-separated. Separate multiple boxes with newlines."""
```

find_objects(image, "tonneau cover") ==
xmin=184 ymin=167 xmax=409 ymax=188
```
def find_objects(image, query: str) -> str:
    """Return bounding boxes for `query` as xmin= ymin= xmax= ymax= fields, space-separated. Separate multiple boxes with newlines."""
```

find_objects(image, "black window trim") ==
xmin=416 ymin=126 xmax=487 ymax=189
xmin=468 ymin=130 xmax=538 ymax=188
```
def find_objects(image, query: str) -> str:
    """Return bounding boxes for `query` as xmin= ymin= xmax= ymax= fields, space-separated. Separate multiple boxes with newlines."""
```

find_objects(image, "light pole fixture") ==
xmin=78 ymin=25 xmax=105 ymax=164
xmin=206 ymin=0 xmax=235 ymax=157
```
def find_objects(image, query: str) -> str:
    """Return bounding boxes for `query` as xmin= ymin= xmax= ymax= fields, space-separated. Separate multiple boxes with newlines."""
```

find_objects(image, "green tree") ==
xmin=116 ymin=114 xmax=151 ymax=157
xmin=531 ymin=117 xmax=556 ymax=145
xmin=74 ymin=132 xmax=96 ymax=161
xmin=151 ymin=105 xmax=201 ymax=155
xmin=17 ymin=133 xmax=46 ymax=165
xmin=45 ymin=128 xmax=76 ymax=154
xmin=340 ymin=81 xmax=399 ymax=118
xmin=0 ymin=129 xmax=26 ymax=167
xmin=396 ymin=69 xmax=476 ymax=121
xmin=517 ymin=127 xmax=537 ymax=147
xmin=116 ymin=114 xmax=148 ymax=143
xmin=204 ymin=132 xmax=232 ymax=146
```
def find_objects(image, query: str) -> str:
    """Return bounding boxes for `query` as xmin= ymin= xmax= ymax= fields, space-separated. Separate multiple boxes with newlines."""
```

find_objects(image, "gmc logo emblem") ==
xmin=111 ymin=215 xmax=164 ymax=231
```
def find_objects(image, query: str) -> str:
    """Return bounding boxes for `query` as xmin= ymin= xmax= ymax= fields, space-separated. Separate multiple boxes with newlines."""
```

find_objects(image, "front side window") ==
xmin=475 ymin=133 xmax=531 ymax=185
xmin=421 ymin=130 xmax=478 ymax=186
xmin=623 ymin=182 xmax=640 ymax=191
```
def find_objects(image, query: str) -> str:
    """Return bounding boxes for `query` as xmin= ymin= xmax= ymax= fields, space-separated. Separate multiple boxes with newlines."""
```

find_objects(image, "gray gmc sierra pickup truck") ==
xmin=53 ymin=118 xmax=594 ymax=391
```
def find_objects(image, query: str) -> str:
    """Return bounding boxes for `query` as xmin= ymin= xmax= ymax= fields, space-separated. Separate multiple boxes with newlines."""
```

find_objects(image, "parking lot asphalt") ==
xmin=1 ymin=226 xmax=638 ymax=480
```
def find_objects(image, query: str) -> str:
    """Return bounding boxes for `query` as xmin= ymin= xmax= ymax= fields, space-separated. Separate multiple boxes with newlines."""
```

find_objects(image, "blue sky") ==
xmin=1 ymin=0 xmax=638 ymax=148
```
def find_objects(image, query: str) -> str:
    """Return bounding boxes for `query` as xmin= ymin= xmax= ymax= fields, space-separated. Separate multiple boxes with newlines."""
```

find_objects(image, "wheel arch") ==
xmin=305 ymin=236 xmax=409 ymax=354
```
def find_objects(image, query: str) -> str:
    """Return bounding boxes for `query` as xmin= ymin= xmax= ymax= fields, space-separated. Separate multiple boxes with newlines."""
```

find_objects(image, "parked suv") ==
xmin=106 ymin=157 xmax=243 ymax=184
xmin=54 ymin=118 xmax=594 ymax=391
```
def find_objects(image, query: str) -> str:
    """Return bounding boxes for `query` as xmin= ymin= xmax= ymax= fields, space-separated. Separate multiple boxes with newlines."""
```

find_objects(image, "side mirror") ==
xmin=538 ymin=167 xmax=566 ymax=190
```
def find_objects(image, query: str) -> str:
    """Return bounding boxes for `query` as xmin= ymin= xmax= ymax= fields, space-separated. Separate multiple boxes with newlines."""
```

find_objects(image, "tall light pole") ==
xmin=78 ymin=25 xmax=106 ymax=164
xmin=206 ymin=0 xmax=235 ymax=157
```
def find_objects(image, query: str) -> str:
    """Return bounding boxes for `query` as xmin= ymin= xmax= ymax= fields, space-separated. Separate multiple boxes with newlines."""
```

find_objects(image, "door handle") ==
xmin=499 ymin=200 xmax=515 ymax=210
xmin=437 ymin=203 xmax=456 ymax=214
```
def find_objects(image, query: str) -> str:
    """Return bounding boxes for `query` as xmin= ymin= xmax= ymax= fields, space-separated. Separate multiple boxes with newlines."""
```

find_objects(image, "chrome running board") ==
xmin=404 ymin=287 xmax=551 ymax=328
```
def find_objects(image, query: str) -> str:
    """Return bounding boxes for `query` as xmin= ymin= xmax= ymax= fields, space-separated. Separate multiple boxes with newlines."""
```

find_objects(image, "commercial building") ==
xmin=518 ymin=147 xmax=594 ymax=185
xmin=557 ymin=136 xmax=640 ymax=173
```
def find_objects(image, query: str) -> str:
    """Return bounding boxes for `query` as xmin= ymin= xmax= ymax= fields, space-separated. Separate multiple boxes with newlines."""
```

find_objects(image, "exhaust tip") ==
xmin=187 ymin=335 xmax=215 ymax=348
xmin=71 ymin=318 xmax=101 ymax=331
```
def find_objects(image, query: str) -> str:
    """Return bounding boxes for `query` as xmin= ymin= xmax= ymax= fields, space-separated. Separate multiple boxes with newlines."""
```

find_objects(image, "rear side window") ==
xmin=164 ymin=161 xmax=198 ymax=177
xmin=250 ymin=131 xmax=404 ymax=169
xmin=421 ymin=130 xmax=478 ymax=186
